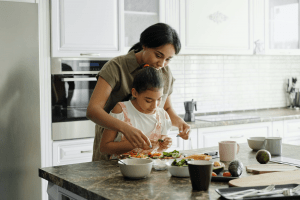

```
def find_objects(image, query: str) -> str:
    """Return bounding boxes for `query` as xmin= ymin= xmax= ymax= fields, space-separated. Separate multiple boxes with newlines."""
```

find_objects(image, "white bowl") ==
xmin=152 ymin=159 xmax=167 ymax=171
xmin=166 ymin=159 xmax=190 ymax=177
xmin=118 ymin=159 xmax=153 ymax=179
xmin=247 ymin=137 xmax=266 ymax=150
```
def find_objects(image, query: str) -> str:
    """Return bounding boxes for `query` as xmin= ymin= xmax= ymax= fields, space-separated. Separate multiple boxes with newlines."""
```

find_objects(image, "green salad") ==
xmin=171 ymin=159 xmax=188 ymax=167
xmin=162 ymin=150 xmax=180 ymax=158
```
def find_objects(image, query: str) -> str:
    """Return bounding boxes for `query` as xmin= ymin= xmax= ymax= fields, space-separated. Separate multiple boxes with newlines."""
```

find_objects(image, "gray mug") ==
xmin=263 ymin=137 xmax=282 ymax=156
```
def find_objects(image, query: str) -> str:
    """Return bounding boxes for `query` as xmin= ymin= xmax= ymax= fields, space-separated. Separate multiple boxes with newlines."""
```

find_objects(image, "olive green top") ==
xmin=92 ymin=50 xmax=175 ymax=161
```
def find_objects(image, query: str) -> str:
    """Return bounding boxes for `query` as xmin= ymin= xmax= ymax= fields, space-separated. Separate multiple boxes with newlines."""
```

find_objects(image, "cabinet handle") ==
xmin=81 ymin=150 xmax=92 ymax=154
xmin=230 ymin=135 xmax=244 ymax=139
xmin=80 ymin=53 xmax=100 ymax=56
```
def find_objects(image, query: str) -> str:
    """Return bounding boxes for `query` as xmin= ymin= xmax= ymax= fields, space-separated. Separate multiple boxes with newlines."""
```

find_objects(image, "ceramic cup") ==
xmin=219 ymin=141 xmax=240 ymax=162
xmin=263 ymin=137 xmax=282 ymax=156
xmin=187 ymin=160 xmax=213 ymax=191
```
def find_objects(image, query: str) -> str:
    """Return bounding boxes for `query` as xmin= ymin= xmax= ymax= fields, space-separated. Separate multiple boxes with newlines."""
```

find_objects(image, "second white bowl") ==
xmin=166 ymin=160 xmax=190 ymax=177
xmin=247 ymin=137 xmax=266 ymax=150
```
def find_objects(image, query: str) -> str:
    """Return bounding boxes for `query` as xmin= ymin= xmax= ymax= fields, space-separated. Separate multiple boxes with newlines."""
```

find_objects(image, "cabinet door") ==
xmin=265 ymin=0 xmax=300 ymax=55
xmin=53 ymin=138 xmax=94 ymax=166
xmin=168 ymin=130 xmax=183 ymax=151
xmin=123 ymin=0 xmax=165 ymax=53
xmin=283 ymin=119 xmax=300 ymax=138
xmin=198 ymin=122 xmax=272 ymax=148
xmin=51 ymin=0 xmax=123 ymax=57
xmin=180 ymin=0 xmax=253 ymax=55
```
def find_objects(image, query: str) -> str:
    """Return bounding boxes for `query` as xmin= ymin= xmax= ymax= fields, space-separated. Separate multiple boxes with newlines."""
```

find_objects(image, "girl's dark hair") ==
xmin=129 ymin=23 xmax=181 ymax=54
xmin=132 ymin=67 xmax=164 ymax=93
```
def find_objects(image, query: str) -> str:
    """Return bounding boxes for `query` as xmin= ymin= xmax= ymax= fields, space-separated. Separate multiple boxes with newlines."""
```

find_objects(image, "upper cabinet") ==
xmin=124 ymin=0 xmax=165 ymax=52
xmin=265 ymin=0 xmax=300 ymax=55
xmin=51 ymin=0 xmax=123 ymax=57
xmin=178 ymin=0 xmax=253 ymax=55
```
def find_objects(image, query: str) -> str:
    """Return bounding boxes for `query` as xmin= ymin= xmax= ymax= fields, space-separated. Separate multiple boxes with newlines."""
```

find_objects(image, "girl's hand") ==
xmin=122 ymin=125 xmax=152 ymax=149
xmin=157 ymin=137 xmax=172 ymax=152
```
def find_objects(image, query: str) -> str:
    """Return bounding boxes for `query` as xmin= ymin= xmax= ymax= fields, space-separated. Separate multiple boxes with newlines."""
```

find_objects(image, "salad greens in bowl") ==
xmin=166 ymin=158 xmax=193 ymax=177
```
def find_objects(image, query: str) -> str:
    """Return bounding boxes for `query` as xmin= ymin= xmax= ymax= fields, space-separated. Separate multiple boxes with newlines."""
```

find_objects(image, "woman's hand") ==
xmin=173 ymin=117 xmax=191 ymax=140
xmin=121 ymin=125 xmax=152 ymax=149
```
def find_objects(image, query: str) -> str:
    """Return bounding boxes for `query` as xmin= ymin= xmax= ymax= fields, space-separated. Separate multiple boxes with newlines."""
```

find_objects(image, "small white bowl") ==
xmin=118 ymin=159 xmax=153 ymax=179
xmin=152 ymin=159 xmax=167 ymax=171
xmin=247 ymin=137 xmax=266 ymax=150
xmin=166 ymin=159 xmax=190 ymax=177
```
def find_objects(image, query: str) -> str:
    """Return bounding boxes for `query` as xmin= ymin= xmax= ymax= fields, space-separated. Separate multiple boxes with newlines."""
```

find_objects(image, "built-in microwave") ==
xmin=51 ymin=58 xmax=108 ymax=140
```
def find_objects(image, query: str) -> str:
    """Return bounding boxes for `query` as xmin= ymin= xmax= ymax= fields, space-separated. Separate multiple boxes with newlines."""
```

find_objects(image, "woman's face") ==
xmin=131 ymin=88 xmax=163 ymax=114
xmin=141 ymin=44 xmax=176 ymax=70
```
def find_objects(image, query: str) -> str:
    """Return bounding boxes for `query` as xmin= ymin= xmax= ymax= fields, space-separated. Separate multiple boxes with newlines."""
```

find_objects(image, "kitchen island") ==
xmin=39 ymin=143 xmax=300 ymax=200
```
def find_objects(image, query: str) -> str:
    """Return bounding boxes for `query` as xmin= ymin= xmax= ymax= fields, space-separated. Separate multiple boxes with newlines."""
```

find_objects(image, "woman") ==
xmin=87 ymin=23 xmax=190 ymax=161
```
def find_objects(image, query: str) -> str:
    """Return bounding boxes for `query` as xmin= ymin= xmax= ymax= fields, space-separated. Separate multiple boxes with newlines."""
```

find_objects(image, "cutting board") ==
xmin=246 ymin=164 xmax=298 ymax=174
xmin=229 ymin=170 xmax=300 ymax=187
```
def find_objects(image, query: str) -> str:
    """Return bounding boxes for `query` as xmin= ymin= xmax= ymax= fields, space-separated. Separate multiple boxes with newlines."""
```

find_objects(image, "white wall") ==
xmin=170 ymin=55 xmax=300 ymax=115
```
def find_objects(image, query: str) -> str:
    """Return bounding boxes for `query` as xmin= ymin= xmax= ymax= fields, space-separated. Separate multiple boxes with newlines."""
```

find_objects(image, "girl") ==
xmin=100 ymin=67 xmax=172 ymax=157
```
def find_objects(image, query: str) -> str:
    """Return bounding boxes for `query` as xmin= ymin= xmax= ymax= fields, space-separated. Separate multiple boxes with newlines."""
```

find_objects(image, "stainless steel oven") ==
xmin=51 ymin=58 xmax=107 ymax=140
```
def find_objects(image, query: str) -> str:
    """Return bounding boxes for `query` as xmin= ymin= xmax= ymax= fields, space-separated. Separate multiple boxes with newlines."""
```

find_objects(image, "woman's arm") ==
xmin=164 ymin=95 xmax=190 ymax=140
xmin=86 ymin=77 xmax=151 ymax=148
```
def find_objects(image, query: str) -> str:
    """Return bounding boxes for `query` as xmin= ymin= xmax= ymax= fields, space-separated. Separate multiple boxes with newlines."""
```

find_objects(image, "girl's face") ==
xmin=131 ymin=88 xmax=163 ymax=114
xmin=141 ymin=44 xmax=176 ymax=70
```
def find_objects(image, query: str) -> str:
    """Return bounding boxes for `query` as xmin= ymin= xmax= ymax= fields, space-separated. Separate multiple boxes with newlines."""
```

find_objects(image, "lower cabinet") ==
xmin=198 ymin=122 xmax=273 ymax=148
xmin=53 ymin=138 xmax=94 ymax=166
xmin=283 ymin=119 xmax=300 ymax=145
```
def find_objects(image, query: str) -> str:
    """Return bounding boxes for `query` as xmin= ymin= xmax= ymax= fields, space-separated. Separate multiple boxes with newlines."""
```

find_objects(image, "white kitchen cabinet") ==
xmin=123 ymin=0 xmax=166 ymax=52
xmin=53 ymin=138 xmax=94 ymax=166
xmin=264 ymin=0 xmax=300 ymax=55
xmin=51 ymin=0 xmax=123 ymax=57
xmin=179 ymin=0 xmax=253 ymax=55
xmin=272 ymin=120 xmax=284 ymax=137
xmin=198 ymin=122 xmax=273 ymax=148
xmin=168 ymin=128 xmax=197 ymax=151
xmin=283 ymin=119 xmax=300 ymax=144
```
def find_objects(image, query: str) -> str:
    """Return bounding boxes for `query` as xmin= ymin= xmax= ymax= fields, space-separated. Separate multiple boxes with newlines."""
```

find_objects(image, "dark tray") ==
xmin=216 ymin=184 xmax=300 ymax=199
xmin=211 ymin=174 xmax=239 ymax=182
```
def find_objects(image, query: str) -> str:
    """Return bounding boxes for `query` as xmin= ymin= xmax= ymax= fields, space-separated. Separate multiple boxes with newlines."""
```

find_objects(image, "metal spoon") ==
xmin=118 ymin=159 xmax=127 ymax=165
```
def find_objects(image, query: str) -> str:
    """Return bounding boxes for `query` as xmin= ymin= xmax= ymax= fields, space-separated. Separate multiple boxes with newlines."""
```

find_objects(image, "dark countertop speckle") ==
xmin=39 ymin=143 xmax=300 ymax=200
xmin=172 ymin=107 xmax=300 ymax=130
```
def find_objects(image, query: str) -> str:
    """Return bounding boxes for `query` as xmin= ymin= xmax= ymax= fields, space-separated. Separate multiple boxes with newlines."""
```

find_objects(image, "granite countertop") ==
xmin=39 ymin=143 xmax=300 ymax=200
xmin=173 ymin=108 xmax=300 ymax=130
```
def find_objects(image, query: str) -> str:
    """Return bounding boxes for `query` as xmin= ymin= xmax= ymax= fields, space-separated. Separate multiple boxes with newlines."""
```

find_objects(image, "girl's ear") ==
xmin=131 ymin=88 xmax=138 ymax=98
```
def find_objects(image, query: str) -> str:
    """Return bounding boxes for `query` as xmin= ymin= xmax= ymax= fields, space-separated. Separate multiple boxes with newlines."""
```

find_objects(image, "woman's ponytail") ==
xmin=128 ymin=42 xmax=143 ymax=53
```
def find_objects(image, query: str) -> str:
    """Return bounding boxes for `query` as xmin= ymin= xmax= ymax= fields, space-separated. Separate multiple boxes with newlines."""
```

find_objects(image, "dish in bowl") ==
xmin=118 ymin=159 xmax=153 ymax=179
xmin=247 ymin=137 xmax=266 ymax=150
xmin=166 ymin=159 xmax=193 ymax=177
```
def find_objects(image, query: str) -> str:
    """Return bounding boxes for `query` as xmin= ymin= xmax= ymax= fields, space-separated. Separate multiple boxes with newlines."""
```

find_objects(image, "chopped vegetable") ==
xmin=163 ymin=150 xmax=179 ymax=157
xmin=212 ymin=172 xmax=217 ymax=177
xmin=171 ymin=159 xmax=188 ymax=167
xmin=158 ymin=139 xmax=164 ymax=142
xmin=223 ymin=172 xmax=231 ymax=177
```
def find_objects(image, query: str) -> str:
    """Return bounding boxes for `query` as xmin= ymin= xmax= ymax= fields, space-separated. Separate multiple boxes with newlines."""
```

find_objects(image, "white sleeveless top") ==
xmin=109 ymin=100 xmax=172 ymax=137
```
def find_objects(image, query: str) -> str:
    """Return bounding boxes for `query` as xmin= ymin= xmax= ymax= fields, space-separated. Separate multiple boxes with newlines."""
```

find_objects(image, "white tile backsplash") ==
xmin=170 ymin=55 xmax=300 ymax=115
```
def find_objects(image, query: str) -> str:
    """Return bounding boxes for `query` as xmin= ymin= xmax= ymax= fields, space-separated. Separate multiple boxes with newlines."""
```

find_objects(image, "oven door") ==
xmin=51 ymin=74 xmax=97 ymax=140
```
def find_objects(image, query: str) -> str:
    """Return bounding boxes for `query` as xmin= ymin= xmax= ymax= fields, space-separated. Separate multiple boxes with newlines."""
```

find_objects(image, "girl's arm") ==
xmin=100 ymin=128 xmax=135 ymax=155
xmin=87 ymin=77 xmax=151 ymax=148
xmin=164 ymin=95 xmax=190 ymax=140
xmin=99 ymin=104 xmax=135 ymax=155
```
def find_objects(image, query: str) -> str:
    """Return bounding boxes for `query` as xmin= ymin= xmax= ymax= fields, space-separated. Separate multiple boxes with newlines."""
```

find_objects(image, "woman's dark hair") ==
xmin=132 ymin=67 xmax=164 ymax=94
xmin=129 ymin=23 xmax=181 ymax=54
